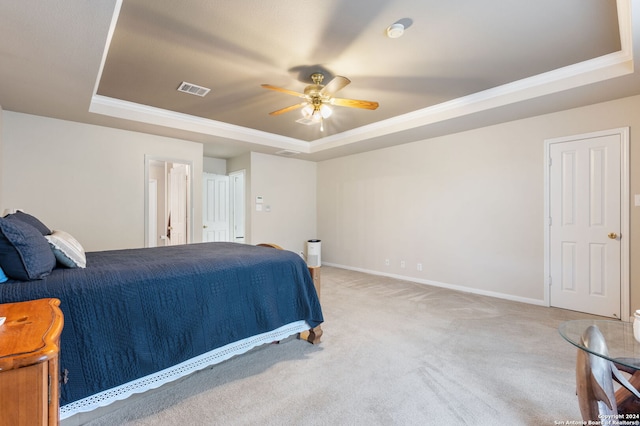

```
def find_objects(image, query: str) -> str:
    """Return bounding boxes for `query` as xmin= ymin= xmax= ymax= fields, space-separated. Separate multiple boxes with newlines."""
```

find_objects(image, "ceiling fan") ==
xmin=261 ymin=72 xmax=379 ymax=131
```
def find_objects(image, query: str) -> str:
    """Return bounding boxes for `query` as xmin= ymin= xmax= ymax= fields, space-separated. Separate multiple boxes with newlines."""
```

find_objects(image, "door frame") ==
xmin=229 ymin=169 xmax=246 ymax=243
xmin=543 ymin=127 xmax=630 ymax=319
xmin=148 ymin=178 xmax=158 ymax=247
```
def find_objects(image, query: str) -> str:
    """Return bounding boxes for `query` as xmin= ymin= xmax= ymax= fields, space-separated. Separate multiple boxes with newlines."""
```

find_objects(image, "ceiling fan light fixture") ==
xmin=262 ymin=72 xmax=378 ymax=131
xmin=301 ymin=104 xmax=314 ymax=118
xmin=320 ymin=104 xmax=332 ymax=119
xmin=301 ymin=103 xmax=332 ymax=121
xmin=386 ymin=23 xmax=405 ymax=39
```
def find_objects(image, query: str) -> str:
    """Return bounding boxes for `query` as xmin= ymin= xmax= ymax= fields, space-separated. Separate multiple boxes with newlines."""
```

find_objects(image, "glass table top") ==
xmin=559 ymin=319 xmax=640 ymax=371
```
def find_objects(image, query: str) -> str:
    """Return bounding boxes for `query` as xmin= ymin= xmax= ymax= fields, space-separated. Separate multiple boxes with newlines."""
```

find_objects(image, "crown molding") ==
xmin=308 ymin=49 xmax=633 ymax=153
xmin=89 ymin=95 xmax=311 ymax=152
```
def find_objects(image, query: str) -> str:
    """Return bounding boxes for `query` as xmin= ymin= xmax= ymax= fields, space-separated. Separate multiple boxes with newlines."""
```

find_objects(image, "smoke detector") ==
xmin=386 ymin=23 xmax=405 ymax=38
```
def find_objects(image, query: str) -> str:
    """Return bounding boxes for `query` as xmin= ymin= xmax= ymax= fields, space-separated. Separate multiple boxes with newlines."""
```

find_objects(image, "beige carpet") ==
xmin=63 ymin=266 xmax=602 ymax=426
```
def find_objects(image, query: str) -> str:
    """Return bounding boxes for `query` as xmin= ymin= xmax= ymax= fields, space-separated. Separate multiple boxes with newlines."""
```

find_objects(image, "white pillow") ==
xmin=45 ymin=230 xmax=86 ymax=268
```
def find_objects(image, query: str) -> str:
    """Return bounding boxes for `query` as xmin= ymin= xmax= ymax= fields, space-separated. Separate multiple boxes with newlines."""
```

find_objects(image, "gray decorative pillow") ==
xmin=0 ymin=217 xmax=56 ymax=280
xmin=5 ymin=211 xmax=52 ymax=236
xmin=45 ymin=230 xmax=86 ymax=268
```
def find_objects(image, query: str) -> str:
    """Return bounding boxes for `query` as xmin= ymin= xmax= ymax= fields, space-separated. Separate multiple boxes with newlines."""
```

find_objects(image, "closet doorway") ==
xmin=145 ymin=156 xmax=193 ymax=247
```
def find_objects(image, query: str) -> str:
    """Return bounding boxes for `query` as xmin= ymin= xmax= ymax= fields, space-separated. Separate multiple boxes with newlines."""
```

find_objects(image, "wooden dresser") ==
xmin=0 ymin=298 xmax=64 ymax=426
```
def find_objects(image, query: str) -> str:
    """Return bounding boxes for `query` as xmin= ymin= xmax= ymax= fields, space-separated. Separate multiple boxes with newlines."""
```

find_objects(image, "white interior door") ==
xmin=548 ymin=131 xmax=625 ymax=318
xmin=168 ymin=164 xmax=188 ymax=245
xmin=203 ymin=173 xmax=230 ymax=242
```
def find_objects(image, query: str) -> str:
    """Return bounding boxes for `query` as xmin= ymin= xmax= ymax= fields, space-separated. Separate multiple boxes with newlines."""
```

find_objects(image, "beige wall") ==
xmin=2 ymin=95 xmax=637 ymax=310
xmin=250 ymin=152 xmax=317 ymax=255
xmin=227 ymin=152 xmax=317 ymax=255
xmin=203 ymin=156 xmax=226 ymax=175
xmin=1 ymin=111 xmax=204 ymax=251
xmin=318 ymin=95 xmax=640 ymax=310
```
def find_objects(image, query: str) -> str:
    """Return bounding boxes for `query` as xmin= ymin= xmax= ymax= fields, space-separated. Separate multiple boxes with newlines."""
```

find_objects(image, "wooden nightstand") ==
xmin=0 ymin=298 xmax=64 ymax=426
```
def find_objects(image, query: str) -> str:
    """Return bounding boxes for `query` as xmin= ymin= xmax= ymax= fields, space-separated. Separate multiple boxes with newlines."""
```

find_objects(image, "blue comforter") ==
xmin=0 ymin=242 xmax=323 ymax=406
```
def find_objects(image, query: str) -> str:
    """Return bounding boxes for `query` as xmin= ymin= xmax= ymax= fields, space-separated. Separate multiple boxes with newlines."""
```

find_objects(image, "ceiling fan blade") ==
xmin=261 ymin=84 xmax=306 ymax=98
xmin=268 ymin=103 xmax=305 ymax=116
xmin=320 ymin=76 xmax=350 ymax=96
xmin=331 ymin=97 xmax=379 ymax=110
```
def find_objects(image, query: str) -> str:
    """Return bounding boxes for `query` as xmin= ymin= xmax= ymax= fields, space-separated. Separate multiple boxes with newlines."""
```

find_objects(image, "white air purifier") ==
xmin=306 ymin=239 xmax=321 ymax=267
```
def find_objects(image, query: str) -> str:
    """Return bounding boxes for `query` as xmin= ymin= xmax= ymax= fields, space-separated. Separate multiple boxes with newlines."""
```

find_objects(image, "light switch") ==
xmin=635 ymin=194 xmax=640 ymax=207
xmin=256 ymin=204 xmax=263 ymax=212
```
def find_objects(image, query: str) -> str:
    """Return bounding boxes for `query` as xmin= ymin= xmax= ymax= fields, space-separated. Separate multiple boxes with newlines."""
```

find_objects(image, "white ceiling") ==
xmin=1 ymin=0 xmax=639 ymax=161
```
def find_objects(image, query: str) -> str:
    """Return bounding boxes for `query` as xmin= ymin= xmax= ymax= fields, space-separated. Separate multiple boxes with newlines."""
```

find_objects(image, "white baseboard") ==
xmin=322 ymin=262 xmax=547 ymax=307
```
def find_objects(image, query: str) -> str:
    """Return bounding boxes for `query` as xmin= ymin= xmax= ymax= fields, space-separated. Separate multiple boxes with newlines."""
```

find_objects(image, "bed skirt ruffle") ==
xmin=60 ymin=320 xmax=309 ymax=419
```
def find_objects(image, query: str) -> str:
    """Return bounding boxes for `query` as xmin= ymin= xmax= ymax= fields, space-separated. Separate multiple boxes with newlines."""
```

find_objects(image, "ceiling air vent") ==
xmin=275 ymin=149 xmax=300 ymax=157
xmin=177 ymin=81 xmax=210 ymax=97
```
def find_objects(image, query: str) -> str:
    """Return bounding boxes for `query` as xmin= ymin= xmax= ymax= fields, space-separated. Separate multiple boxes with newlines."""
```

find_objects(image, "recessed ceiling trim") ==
xmin=90 ymin=48 xmax=632 ymax=156
xmin=89 ymin=95 xmax=311 ymax=152
xmin=89 ymin=0 xmax=633 ymax=157
xmin=308 ymin=49 xmax=634 ymax=153
xmin=91 ymin=0 xmax=123 ymax=97
xmin=617 ymin=0 xmax=633 ymax=55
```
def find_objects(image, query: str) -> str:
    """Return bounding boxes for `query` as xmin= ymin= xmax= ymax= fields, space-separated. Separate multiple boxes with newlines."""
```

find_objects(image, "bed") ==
xmin=0 ymin=213 xmax=323 ymax=419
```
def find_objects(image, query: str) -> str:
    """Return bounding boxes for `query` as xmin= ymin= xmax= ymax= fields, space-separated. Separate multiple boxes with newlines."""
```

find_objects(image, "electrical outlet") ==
xmin=417 ymin=263 xmax=423 ymax=271
xmin=385 ymin=259 xmax=390 ymax=266
xmin=400 ymin=260 xmax=406 ymax=268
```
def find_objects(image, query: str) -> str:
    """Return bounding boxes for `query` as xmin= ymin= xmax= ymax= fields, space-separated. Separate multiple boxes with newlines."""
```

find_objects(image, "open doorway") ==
xmin=145 ymin=156 xmax=193 ymax=247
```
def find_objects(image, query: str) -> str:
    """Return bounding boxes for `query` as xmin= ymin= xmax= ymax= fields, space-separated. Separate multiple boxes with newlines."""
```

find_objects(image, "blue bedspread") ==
xmin=0 ymin=242 xmax=323 ymax=406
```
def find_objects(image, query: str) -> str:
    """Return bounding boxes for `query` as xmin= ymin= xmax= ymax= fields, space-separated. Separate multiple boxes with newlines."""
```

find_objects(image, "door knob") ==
xmin=608 ymin=232 xmax=618 ymax=240
xmin=203 ymin=225 xmax=208 ymax=229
